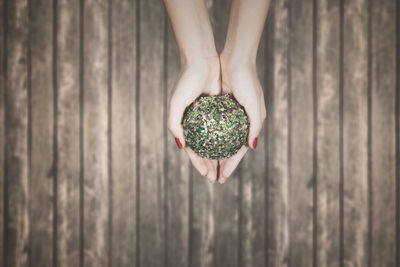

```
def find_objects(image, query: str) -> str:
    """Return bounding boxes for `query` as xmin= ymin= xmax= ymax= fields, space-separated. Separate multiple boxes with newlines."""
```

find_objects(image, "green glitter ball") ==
xmin=182 ymin=94 xmax=249 ymax=160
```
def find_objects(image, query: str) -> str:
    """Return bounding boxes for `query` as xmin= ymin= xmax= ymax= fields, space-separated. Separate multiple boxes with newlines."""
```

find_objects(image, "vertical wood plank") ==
xmin=191 ymin=172 xmax=214 ymax=267
xmin=371 ymin=0 xmax=397 ymax=266
xmin=83 ymin=0 xmax=110 ymax=266
xmin=165 ymin=18 xmax=190 ymax=267
xmin=29 ymin=0 xmax=54 ymax=265
xmin=190 ymin=2 xmax=215 ymax=265
xmin=56 ymin=0 xmax=80 ymax=266
xmin=239 ymin=25 xmax=268 ymax=267
xmin=342 ymin=0 xmax=369 ymax=266
xmin=0 ymin=0 xmax=5 ymax=263
xmin=267 ymin=0 xmax=290 ymax=265
xmin=289 ymin=0 xmax=314 ymax=265
xmin=139 ymin=0 xmax=166 ymax=266
xmin=111 ymin=0 xmax=136 ymax=266
xmin=316 ymin=0 xmax=340 ymax=267
xmin=212 ymin=1 xmax=239 ymax=266
xmin=4 ymin=0 xmax=30 ymax=266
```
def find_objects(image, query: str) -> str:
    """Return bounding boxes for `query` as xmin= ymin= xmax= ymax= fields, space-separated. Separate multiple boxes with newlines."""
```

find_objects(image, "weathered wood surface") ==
xmin=212 ymin=1 xmax=240 ymax=267
xmin=4 ymin=0 xmax=30 ymax=266
xmin=289 ymin=0 xmax=314 ymax=265
xmin=371 ymin=0 xmax=397 ymax=266
xmin=190 ymin=1 xmax=216 ymax=266
xmin=111 ymin=0 xmax=137 ymax=266
xmin=0 ymin=0 xmax=5 ymax=264
xmin=56 ymin=0 xmax=80 ymax=266
xmin=0 ymin=1 xmax=399 ymax=267
xmin=138 ymin=0 xmax=166 ymax=266
xmin=343 ymin=0 xmax=369 ymax=266
xmin=267 ymin=0 xmax=289 ymax=266
xmin=165 ymin=16 xmax=190 ymax=267
xmin=30 ymin=0 xmax=54 ymax=265
xmin=316 ymin=0 xmax=340 ymax=266
xmin=82 ymin=0 xmax=110 ymax=266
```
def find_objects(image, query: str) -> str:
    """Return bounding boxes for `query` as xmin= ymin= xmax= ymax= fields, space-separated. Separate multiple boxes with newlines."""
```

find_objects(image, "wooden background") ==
xmin=1 ymin=0 xmax=399 ymax=266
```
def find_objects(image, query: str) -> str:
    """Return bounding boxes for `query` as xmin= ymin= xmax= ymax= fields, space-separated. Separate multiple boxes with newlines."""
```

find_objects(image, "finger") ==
xmin=205 ymin=159 xmax=218 ymax=183
xmin=168 ymin=96 xmax=188 ymax=148
xmin=185 ymin=147 xmax=208 ymax=177
xmin=219 ymin=146 xmax=248 ymax=183
xmin=245 ymin=107 xmax=262 ymax=149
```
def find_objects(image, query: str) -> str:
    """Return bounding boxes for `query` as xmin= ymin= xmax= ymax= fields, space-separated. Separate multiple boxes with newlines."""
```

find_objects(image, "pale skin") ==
xmin=164 ymin=0 xmax=271 ymax=184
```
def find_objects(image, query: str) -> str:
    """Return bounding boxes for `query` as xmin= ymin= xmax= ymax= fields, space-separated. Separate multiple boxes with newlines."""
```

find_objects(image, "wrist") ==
xmin=180 ymin=50 xmax=219 ymax=69
xmin=180 ymin=53 xmax=220 ymax=75
xmin=220 ymin=49 xmax=256 ymax=74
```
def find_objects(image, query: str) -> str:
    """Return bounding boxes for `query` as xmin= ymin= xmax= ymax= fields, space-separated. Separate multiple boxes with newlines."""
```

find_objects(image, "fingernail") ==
xmin=175 ymin=137 xmax=183 ymax=149
xmin=219 ymin=177 xmax=226 ymax=184
xmin=208 ymin=178 xmax=215 ymax=184
xmin=252 ymin=137 xmax=258 ymax=149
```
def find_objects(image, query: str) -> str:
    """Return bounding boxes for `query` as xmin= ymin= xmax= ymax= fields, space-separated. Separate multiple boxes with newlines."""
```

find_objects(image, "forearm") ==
xmin=163 ymin=0 xmax=218 ymax=67
xmin=222 ymin=0 xmax=271 ymax=65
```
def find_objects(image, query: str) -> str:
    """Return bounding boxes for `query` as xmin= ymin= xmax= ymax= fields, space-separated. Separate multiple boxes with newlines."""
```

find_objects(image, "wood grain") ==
xmin=165 ymin=18 xmax=190 ymax=267
xmin=29 ymin=0 xmax=54 ymax=265
xmin=343 ymin=0 xmax=369 ymax=266
xmin=83 ymin=0 xmax=110 ymax=266
xmin=0 ymin=0 xmax=399 ymax=266
xmin=189 ymin=1 xmax=216 ymax=266
xmin=110 ymin=0 xmax=136 ymax=266
xmin=0 ymin=0 xmax=5 ymax=264
xmin=267 ymin=0 xmax=290 ymax=265
xmin=371 ymin=0 xmax=397 ymax=266
xmin=56 ymin=0 xmax=80 ymax=266
xmin=289 ymin=0 xmax=314 ymax=266
xmin=4 ymin=0 xmax=30 ymax=266
xmin=238 ymin=23 xmax=268 ymax=267
xmin=191 ymin=174 xmax=215 ymax=267
xmin=212 ymin=1 xmax=240 ymax=267
xmin=316 ymin=1 xmax=340 ymax=266
xmin=138 ymin=0 xmax=166 ymax=266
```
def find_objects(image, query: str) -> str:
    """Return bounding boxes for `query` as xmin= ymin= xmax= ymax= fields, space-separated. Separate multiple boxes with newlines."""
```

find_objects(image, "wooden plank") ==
xmin=165 ymin=18 xmax=190 ymax=267
xmin=315 ymin=0 xmax=340 ymax=266
xmin=371 ymin=0 xmax=397 ymax=266
xmin=0 ymin=0 xmax=5 ymax=264
xmin=138 ymin=0 xmax=166 ymax=265
xmin=342 ymin=0 xmax=369 ymax=266
xmin=266 ymin=0 xmax=290 ymax=265
xmin=56 ymin=0 xmax=80 ymax=266
xmin=191 ymin=169 xmax=214 ymax=267
xmin=190 ymin=2 xmax=215 ymax=265
xmin=83 ymin=0 xmax=110 ymax=266
xmin=239 ymin=25 xmax=268 ymax=267
xmin=4 ymin=0 xmax=30 ymax=266
xmin=212 ymin=1 xmax=239 ymax=266
xmin=29 ymin=0 xmax=54 ymax=265
xmin=289 ymin=0 xmax=314 ymax=265
xmin=110 ymin=0 xmax=136 ymax=266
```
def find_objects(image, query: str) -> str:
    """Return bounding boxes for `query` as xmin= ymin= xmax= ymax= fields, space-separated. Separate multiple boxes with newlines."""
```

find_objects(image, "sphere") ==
xmin=182 ymin=94 xmax=249 ymax=159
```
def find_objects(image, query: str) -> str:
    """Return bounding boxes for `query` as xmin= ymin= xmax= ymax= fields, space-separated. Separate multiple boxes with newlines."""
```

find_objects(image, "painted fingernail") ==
xmin=219 ymin=177 xmax=226 ymax=184
xmin=252 ymin=137 xmax=258 ymax=149
xmin=175 ymin=137 xmax=183 ymax=149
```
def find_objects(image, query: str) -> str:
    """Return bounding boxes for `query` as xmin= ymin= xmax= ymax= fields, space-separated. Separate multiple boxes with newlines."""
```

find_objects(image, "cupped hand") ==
xmin=167 ymin=56 xmax=221 ymax=183
xmin=217 ymin=52 xmax=267 ymax=183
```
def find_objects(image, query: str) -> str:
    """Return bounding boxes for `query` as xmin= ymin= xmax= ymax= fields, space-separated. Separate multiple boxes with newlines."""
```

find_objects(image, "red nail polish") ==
xmin=252 ymin=137 xmax=258 ymax=149
xmin=175 ymin=137 xmax=183 ymax=149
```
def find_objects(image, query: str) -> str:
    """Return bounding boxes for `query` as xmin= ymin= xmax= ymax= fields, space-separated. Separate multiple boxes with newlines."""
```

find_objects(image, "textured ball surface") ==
xmin=182 ymin=94 xmax=249 ymax=159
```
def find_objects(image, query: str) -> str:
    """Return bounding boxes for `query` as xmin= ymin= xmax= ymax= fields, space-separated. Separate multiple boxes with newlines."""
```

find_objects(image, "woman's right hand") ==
xmin=168 ymin=56 xmax=221 ymax=183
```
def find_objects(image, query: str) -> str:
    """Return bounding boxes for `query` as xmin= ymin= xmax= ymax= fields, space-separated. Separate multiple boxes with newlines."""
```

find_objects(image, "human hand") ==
xmin=217 ymin=51 xmax=267 ymax=183
xmin=168 ymin=56 xmax=221 ymax=183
